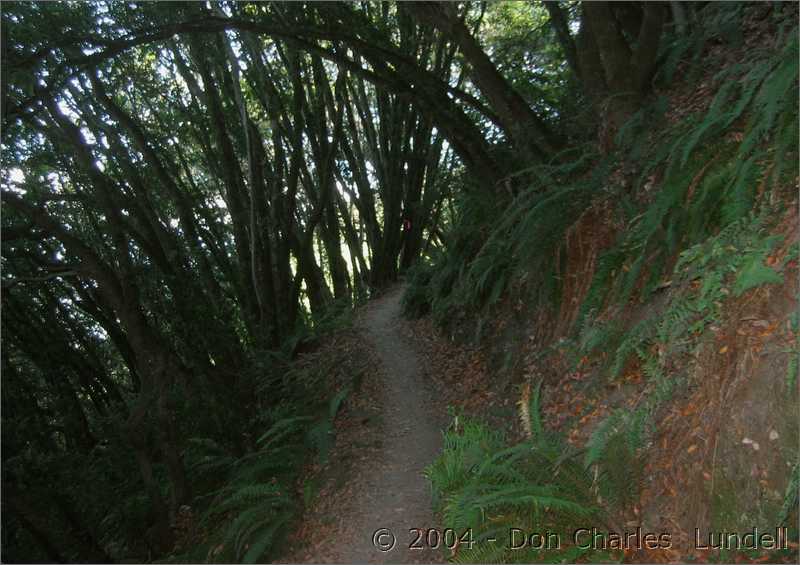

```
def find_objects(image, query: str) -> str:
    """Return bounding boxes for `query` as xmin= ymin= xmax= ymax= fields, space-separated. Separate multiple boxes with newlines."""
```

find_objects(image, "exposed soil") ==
xmin=280 ymin=286 xmax=448 ymax=563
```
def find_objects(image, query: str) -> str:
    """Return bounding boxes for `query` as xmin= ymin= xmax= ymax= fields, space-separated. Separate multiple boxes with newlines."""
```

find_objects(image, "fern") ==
xmin=206 ymin=475 xmax=294 ymax=563
xmin=427 ymin=403 xmax=617 ymax=564
xmin=732 ymin=235 xmax=784 ymax=296
xmin=194 ymin=381 xmax=352 ymax=564
xmin=583 ymin=402 xmax=653 ymax=516
xmin=256 ymin=415 xmax=312 ymax=448
xmin=787 ymin=355 xmax=798 ymax=390
xmin=408 ymin=14 xmax=797 ymax=343
xmin=413 ymin=14 xmax=798 ymax=565
xmin=779 ymin=460 xmax=800 ymax=525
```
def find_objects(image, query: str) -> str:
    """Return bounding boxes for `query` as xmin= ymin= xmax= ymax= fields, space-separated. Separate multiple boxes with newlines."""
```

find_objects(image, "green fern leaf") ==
xmin=733 ymin=256 xmax=783 ymax=296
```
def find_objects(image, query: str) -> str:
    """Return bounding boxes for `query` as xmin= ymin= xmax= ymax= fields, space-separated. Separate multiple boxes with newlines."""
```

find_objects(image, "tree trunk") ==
xmin=543 ymin=1 xmax=581 ymax=79
xmin=577 ymin=1 xmax=667 ymax=144
xmin=408 ymin=2 xmax=561 ymax=161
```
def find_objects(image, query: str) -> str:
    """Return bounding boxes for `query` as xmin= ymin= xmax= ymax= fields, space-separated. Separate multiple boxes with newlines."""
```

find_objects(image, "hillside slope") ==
xmin=404 ymin=6 xmax=799 ymax=563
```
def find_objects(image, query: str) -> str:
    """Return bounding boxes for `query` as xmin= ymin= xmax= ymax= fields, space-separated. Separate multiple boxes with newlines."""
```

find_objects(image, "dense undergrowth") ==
xmin=92 ymin=307 xmax=360 ymax=563
xmin=3 ymin=298 xmax=365 ymax=563
xmin=425 ymin=385 xmax=617 ymax=563
xmin=409 ymin=5 xmax=798 ymax=563
xmin=164 ymin=311 xmax=360 ymax=563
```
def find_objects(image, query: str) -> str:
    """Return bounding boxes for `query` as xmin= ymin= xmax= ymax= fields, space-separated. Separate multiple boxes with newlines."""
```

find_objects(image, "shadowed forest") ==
xmin=1 ymin=1 xmax=798 ymax=563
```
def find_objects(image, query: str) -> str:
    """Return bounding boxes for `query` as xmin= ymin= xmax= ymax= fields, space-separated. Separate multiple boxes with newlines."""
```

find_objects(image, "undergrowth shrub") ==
xmin=563 ymin=29 xmax=799 ymax=561
xmin=583 ymin=25 xmax=798 ymax=320
xmin=173 ymin=384 xmax=349 ymax=563
xmin=418 ymin=9 xmax=798 ymax=564
xmin=560 ymin=23 xmax=798 ymax=407
xmin=426 ymin=386 xmax=618 ymax=564
xmin=167 ymin=312 xmax=356 ymax=564
xmin=406 ymin=13 xmax=797 ymax=334
xmin=404 ymin=148 xmax=609 ymax=326
xmin=403 ymin=255 xmax=439 ymax=319
xmin=573 ymin=207 xmax=788 ymax=501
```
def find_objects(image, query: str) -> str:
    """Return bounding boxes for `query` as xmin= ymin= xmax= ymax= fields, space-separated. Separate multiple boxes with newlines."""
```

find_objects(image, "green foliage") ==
xmin=417 ymin=31 xmax=797 ymax=563
xmin=305 ymin=385 xmax=350 ymax=463
xmin=580 ymin=27 xmax=797 ymax=323
xmin=200 ymin=417 xmax=301 ymax=564
xmin=402 ymin=254 xmax=439 ymax=319
xmin=571 ymin=25 xmax=797 ymax=384
xmin=732 ymin=237 xmax=784 ymax=296
xmin=409 ymin=18 xmax=797 ymax=331
xmin=405 ymin=148 xmax=607 ymax=326
xmin=426 ymin=398 xmax=618 ymax=564
xmin=583 ymin=408 xmax=649 ymax=514
xmin=187 ymin=382 xmax=350 ymax=564
xmin=656 ymin=3 xmax=747 ymax=86
xmin=779 ymin=460 xmax=800 ymax=526
xmin=565 ymin=35 xmax=797 ymax=552
xmin=573 ymin=207 xmax=785 ymax=490
xmin=787 ymin=356 xmax=799 ymax=390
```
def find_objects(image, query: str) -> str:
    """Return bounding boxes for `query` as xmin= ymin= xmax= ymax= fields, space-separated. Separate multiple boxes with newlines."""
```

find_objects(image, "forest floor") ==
xmin=278 ymin=286 xmax=452 ymax=563
xmin=277 ymin=282 xmax=516 ymax=564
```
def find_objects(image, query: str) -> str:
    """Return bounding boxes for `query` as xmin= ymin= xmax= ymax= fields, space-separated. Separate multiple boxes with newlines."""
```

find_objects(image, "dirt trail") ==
xmin=284 ymin=286 xmax=447 ymax=563
xmin=342 ymin=286 xmax=445 ymax=563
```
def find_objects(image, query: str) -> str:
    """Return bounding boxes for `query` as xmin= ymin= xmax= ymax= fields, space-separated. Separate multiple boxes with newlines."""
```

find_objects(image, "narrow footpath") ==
xmin=282 ymin=286 xmax=447 ymax=563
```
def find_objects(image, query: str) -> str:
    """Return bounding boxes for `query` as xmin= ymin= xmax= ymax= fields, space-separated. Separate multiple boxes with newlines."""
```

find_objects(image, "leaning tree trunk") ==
xmin=408 ymin=2 xmax=561 ymax=162
xmin=577 ymin=1 xmax=667 ymax=147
